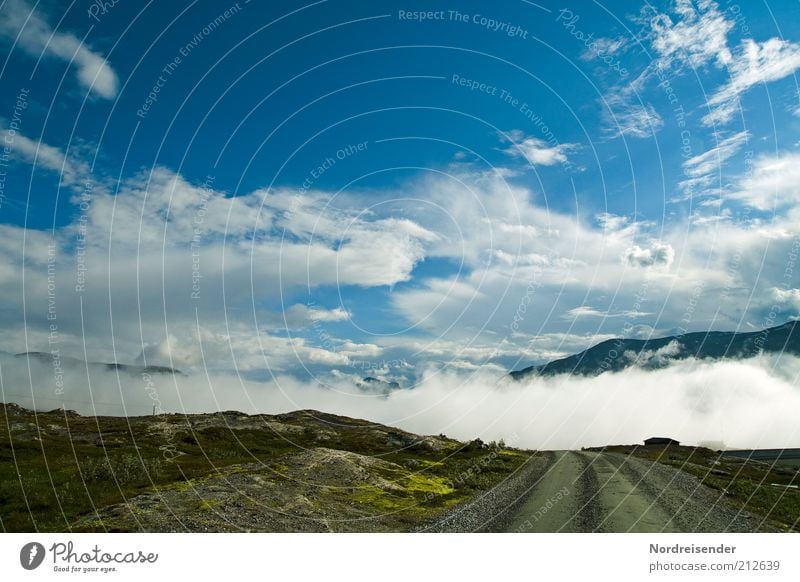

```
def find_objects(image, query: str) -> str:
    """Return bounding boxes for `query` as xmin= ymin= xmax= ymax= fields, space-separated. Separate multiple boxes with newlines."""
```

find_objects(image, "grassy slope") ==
xmin=0 ymin=403 xmax=530 ymax=532
xmin=595 ymin=445 xmax=800 ymax=531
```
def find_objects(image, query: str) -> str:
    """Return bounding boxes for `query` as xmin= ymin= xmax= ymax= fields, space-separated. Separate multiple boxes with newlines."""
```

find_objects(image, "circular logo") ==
xmin=20 ymin=542 xmax=46 ymax=570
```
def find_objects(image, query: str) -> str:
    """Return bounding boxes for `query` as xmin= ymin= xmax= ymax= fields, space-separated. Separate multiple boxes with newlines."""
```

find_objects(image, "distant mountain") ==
xmin=13 ymin=352 xmax=182 ymax=376
xmin=356 ymin=376 xmax=401 ymax=394
xmin=362 ymin=376 xmax=400 ymax=389
xmin=510 ymin=320 xmax=800 ymax=380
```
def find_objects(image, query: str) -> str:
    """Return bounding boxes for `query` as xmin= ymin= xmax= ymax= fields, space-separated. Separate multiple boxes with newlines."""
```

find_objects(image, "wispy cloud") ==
xmin=678 ymin=130 xmax=750 ymax=199
xmin=563 ymin=306 xmax=652 ymax=320
xmin=599 ymin=0 xmax=732 ymax=139
xmin=648 ymin=0 xmax=733 ymax=70
xmin=0 ymin=126 xmax=93 ymax=189
xmin=602 ymin=88 xmax=664 ymax=139
xmin=0 ymin=0 xmax=118 ymax=99
xmin=260 ymin=304 xmax=351 ymax=330
xmin=703 ymin=38 xmax=800 ymax=126
xmin=580 ymin=36 xmax=627 ymax=62
xmin=642 ymin=1 xmax=800 ymax=127
xmin=502 ymin=130 xmax=578 ymax=166
xmin=605 ymin=1 xmax=800 ymax=133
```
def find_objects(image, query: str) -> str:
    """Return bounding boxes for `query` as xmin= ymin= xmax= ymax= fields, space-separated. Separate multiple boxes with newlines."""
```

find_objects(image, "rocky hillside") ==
xmin=511 ymin=320 xmax=799 ymax=379
xmin=0 ymin=403 xmax=530 ymax=532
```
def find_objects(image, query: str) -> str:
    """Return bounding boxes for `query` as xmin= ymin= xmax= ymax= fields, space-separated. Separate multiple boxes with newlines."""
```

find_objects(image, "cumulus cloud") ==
xmin=2 ymin=130 xmax=799 ymax=378
xmin=0 ymin=0 xmax=119 ymax=99
xmin=623 ymin=340 xmax=682 ymax=369
xmin=624 ymin=242 xmax=675 ymax=268
xmin=772 ymin=288 xmax=800 ymax=310
xmin=502 ymin=130 xmax=578 ymax=166
xmin=0 ymin=132 xmax=441 ymax=372
xmin=287 ymin=304 xmax=350 ymax=325
xmin=731 ymin=152 xmax=800 ymax=210
xmin=376 ymin=163 xmax=792 ymax=350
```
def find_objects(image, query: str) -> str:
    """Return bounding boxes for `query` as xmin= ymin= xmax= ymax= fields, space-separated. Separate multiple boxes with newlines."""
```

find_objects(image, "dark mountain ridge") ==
xmin=510 ymin=320 xmax=800 ymax=379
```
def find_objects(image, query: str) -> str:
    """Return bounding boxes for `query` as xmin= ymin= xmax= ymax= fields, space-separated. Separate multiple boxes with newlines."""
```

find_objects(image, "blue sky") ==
xmin=2 ymin=0 xmax=800 ymax=388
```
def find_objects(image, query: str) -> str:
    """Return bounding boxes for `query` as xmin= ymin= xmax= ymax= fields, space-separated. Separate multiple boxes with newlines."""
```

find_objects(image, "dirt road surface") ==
xmin=425 ymin=450 xmax=765 ymax=532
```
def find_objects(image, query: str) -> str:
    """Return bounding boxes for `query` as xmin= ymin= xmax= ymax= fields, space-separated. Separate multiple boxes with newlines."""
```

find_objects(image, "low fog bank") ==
xmin=1 ymin=353 xmax=798 ymax=450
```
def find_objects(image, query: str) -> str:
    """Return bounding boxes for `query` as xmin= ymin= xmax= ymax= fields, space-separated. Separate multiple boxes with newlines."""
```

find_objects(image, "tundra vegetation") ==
xmin=0 ymin=403 xmax=530 ymax=532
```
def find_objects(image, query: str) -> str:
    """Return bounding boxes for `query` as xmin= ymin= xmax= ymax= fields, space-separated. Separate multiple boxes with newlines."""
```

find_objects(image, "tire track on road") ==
xmin=499 ymin=451 xmax=762 ymax=532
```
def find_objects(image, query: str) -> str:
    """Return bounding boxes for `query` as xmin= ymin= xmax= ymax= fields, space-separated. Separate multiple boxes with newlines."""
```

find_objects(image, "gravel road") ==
xmin=423 ymin=451 xmax=769 ymax=532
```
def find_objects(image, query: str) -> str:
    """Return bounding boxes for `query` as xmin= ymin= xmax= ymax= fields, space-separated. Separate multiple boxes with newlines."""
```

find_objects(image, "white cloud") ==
xmin=305 ymin=305 xmax=351 ymax=323
xmin=681 ymin=131 xmax=749 ymax=193
xmin=260 ymin=304 xmax=350 ymax=330
xmin=382 ymin=163 xmax=799 ymax=346
xmin=54 ymin=158 xmax=437 ymax=291
xmin=596 ymin=213 xmax=643 ymax=239
xmin=502 ymin=130 xmax=578 ymax=166
xmin=0 ymin=130 xmax=447 ymax=371
xmin=137 ymin=325 xmax=356 ymax=373
xmin=603 ymin=90 xmax=664 ymax=139
xmin=3 ymin=129 xmax=800 ymax=378
xmin=637 ymin=1 xmax=800 ymax=127
xmin=598 ymin=1 xmax=732 ymax=139
xmin=731 ymin=152 xmax=800 ymax=210
xmin=704 ymin=38 xmax=800 ymax=126
xmin=337 ymin=341 xmax=383 ymax=359
xmin=563 ymin=306 xmax=652 ymax=320
xmin=0 ymin=127 xmax=92 ymax=189
xmin=772 ymin=287 xmax=800 ymax=310
xmin=0 ymin=0 xmax=119 ymax=99
xmin=624 ymin=241 xmax=675 ymax=268
xmin=374 ymin=332 xmax=597 ymax=370
xmin=623 ymin=339 xmax=682 ymax=368
xmin=649 ymin=0 xmax=733 ymax=70
xmin=676 ymin=131 xmax=751 ymax=203
xmin=580 ymin=36 xmax=627 ymax=62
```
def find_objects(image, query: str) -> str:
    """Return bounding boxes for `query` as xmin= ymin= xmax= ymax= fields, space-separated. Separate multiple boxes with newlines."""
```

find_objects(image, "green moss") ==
xmin=352 ymin=486 xmax=412 ymax=512
xmin=403 ymin=474 xmax=454 ymax=495
xmin=418 ymin=459 xmax=444 ymax=467
xmin=197 ymin=498 xmax=220 ymax=511
xmin=440 ymin=494 xmax=469 ymax=508
xmin=171 ymin=479 xmax=196 ymax=492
